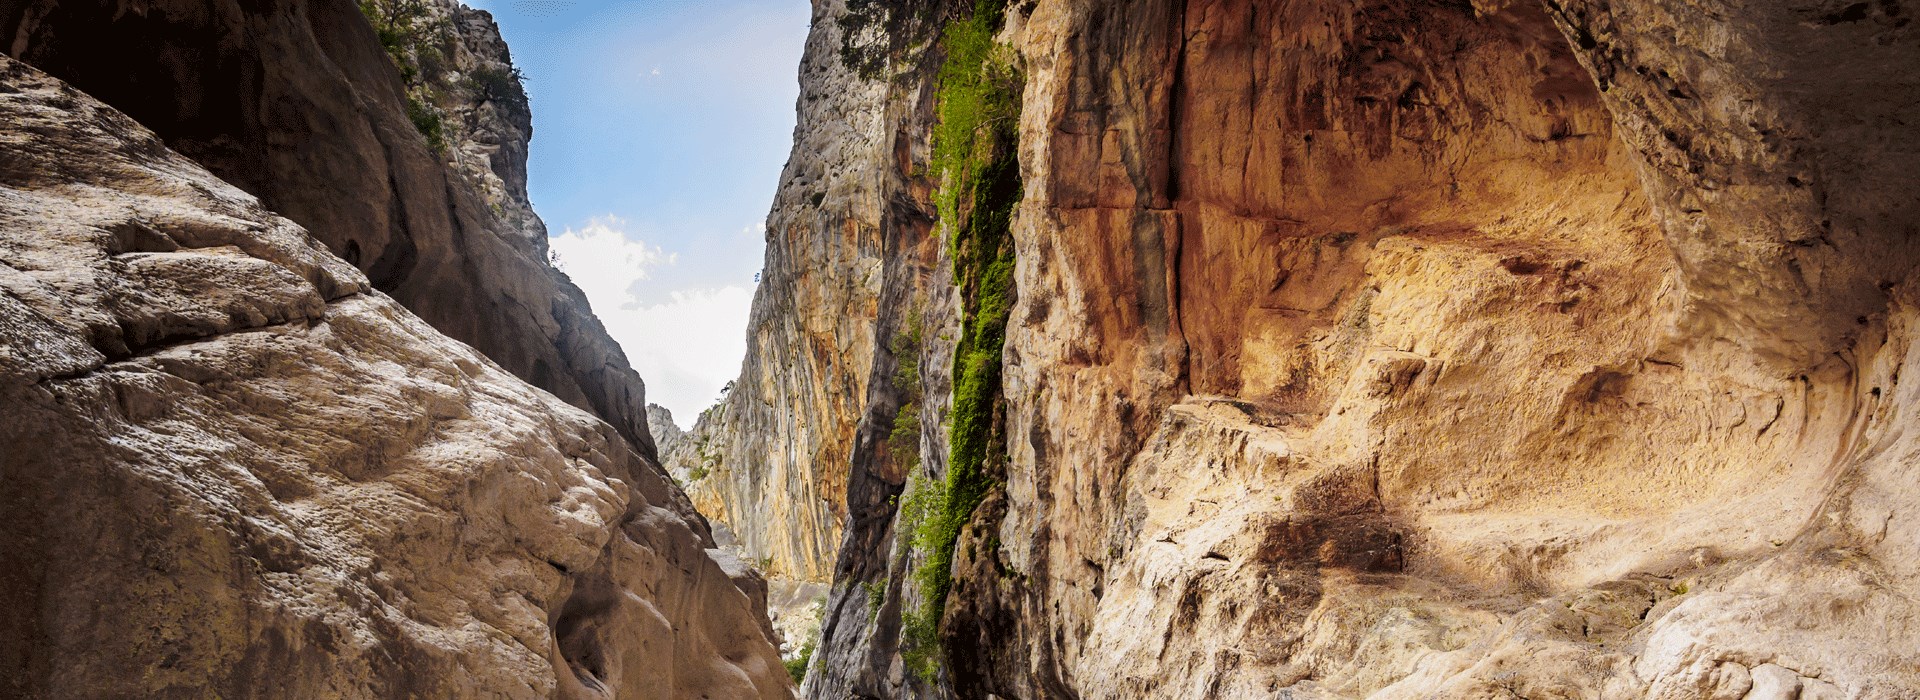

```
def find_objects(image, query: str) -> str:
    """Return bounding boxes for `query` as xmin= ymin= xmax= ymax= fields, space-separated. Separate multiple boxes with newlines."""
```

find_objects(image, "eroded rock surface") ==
xmin=0 ymin=0 xmax=658 ymax=458
xmin=648 ymin=403 xmax=689 ymax=464
xmin=0 ymin=56 xmax=789 ymax=699
xmin=662 ymin=0 xmax=939 ymax=585
xmin=701 ymin=0 xmax=1920 ymax=697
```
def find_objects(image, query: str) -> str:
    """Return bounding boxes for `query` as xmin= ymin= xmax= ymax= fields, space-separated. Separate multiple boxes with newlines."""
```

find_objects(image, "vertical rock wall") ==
xmin=726 ymin=0 xmax=1920 ymax=696
xmin=669 ymin=0 xmax=947 ymax=586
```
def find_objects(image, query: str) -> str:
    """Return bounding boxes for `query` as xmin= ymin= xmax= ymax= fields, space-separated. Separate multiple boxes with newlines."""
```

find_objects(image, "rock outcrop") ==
xmin=435 ymin=0 xmax=547 ymax=253
xmin=0 ymin=0 xmax=657 ymax=458
xmin=0 ymin=55 xmax=790 ymax=698
xmin=658 ymin=402 xmax=831 ymax=663
xmin=648 ymin=404 xmax=689 ymax=464
xmin=662 ymin=0 xmax=943 ymax=586
xmin=703 ymin=0 xmax=1920 ymax=697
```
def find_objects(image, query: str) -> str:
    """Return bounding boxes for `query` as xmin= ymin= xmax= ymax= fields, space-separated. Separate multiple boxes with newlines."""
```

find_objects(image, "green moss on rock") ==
xmin=894 ymin=0 xmax=1022 ymax=683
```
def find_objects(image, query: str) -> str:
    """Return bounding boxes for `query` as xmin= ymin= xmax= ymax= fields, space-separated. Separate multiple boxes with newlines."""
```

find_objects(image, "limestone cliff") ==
xmin=663 ymin=0 xmax=946 ymax=586
xmin=0 ymin=0 xmax=657 ymax=458
xmin=649 ymin=403 xmax=690 ymax=468
xmin=0 ymin=55 xmax=790 ymax=698
xmin=711 ymin=0 xmax=1920 ymax=696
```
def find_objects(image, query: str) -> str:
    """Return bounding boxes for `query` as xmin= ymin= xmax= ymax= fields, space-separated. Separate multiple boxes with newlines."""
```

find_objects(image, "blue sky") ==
xmin=464 ymin=0 xmax=810 ymax=424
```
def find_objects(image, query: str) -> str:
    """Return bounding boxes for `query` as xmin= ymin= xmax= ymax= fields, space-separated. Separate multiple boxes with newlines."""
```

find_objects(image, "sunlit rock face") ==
xmin=0 ymin=0 xmax=659 ymax=460
xmin=662 ymin=0 xmax=924 ymax=587
xmin=0 ymin=55 xmax=791 ymax=699
xmin=648 ymin=2 xmax=961 ymax=694
xmin=715 ymin=0 xmax=1920 ymax=697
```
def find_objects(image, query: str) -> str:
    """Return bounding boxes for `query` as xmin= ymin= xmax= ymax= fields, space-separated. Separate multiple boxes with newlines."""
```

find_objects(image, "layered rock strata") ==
xmin=0 ymin=55 xmax=790 ymax=698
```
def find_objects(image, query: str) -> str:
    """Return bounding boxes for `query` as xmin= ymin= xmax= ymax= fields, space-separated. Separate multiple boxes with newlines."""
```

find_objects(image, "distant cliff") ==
xmin=657 ymin=0 xmax=937 ymax=586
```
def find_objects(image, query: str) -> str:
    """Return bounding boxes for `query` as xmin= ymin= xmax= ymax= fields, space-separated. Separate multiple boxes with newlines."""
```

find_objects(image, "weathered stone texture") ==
xmin=758 ymin=0 xmax=1920 ymax=697
xmin=0 ymin=56 xmax=790 ymax=699
xmin=0 ymin=0 xmax=658 ymax=459
xmin=666 ymin=0 xmax=931 ymax=585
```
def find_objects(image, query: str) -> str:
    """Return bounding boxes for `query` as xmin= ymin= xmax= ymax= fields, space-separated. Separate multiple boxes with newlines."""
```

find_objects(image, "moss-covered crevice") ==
xmin=888 ymin=305 xmax=926 ymax=471
xmin=896 ymin=0 xmax=1022 ymax=683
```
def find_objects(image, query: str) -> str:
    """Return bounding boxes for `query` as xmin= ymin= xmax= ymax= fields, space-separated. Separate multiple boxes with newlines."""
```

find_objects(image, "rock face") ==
xmin=0 ymin=56 xmax=789 ymax=698
xmin=0 ymin=0 xmax=657 ymax=458
xmin=647 ymin=404 xmax=689 ymax=464
xmin=662 ymin=0 xmax=942 ymax=585
xmin=660 ymin=402 xmax=830 ymax=663
xmin=436 ymin=0 xmax=548 ymax=253
xmin=700 ymin=0 xmax=1920 ymax=697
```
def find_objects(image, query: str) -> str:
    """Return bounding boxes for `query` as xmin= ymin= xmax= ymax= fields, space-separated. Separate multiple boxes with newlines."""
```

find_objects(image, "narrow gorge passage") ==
xmin=2 ymin=0 xmax=1918 ymax=699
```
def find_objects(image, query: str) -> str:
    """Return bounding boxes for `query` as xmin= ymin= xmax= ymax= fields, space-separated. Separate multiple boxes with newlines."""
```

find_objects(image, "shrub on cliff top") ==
xmin=358 ymin=0 xmax=447 ymax=83
xmin=465 ymin=65 xmax=530 ymax=120
xmin=357 ymin=0 xmax=456 ymax=152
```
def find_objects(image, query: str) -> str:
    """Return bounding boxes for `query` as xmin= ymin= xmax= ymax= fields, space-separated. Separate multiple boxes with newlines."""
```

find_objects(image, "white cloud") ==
xmin=550 ymin=218 xmax=751 ymax=427
xmin=548 ymin=216 xmax=670 ymax=299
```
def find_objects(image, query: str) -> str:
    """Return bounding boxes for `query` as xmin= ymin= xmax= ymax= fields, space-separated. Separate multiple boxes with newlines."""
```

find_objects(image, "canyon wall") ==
xmin=0 ymin=54 xmax=789 ymax=698
xmin=666 ymin=0 xmax=949 ymax=585
xmin=711 ymin=0 xmax=1920 ymax=696
xmin=0 ymin=0 xmax=658 ymax=457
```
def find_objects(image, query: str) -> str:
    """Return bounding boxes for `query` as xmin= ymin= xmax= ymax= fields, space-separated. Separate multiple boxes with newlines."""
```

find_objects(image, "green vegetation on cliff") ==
xmin=784 ymin=637 xmax=816 ymax=683
xmin=356 ymin=0 xmax=528 ymax=154
xmin=836 ymin=0 xmax=943 ymax=81
xmin=465 ymin=65 xmax=530 ymax=121
xmin=358 ymin=0 xmax=450 ymax=152
xmin=898 ymin=0 xmax=1022 ymax=682
xmin=927 ymin=0 xmax=1022 ymax=249
xmin=889 ymin=306 xmax=926 ymax=470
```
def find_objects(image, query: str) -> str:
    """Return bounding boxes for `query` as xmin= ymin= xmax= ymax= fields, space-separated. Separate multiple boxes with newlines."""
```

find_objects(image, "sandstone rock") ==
xmin=1647 ymin=660 xmax=1753 ymax=700
xmin=657 ymin=0 xmax=964 ymax=594
xmin=1801 ymin=678 xmax=1847 ymax=700
xmin=653 ymin=7 xmax=965 ymax=697
xmin=0 ymin=55 xmax=788 ymax=699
